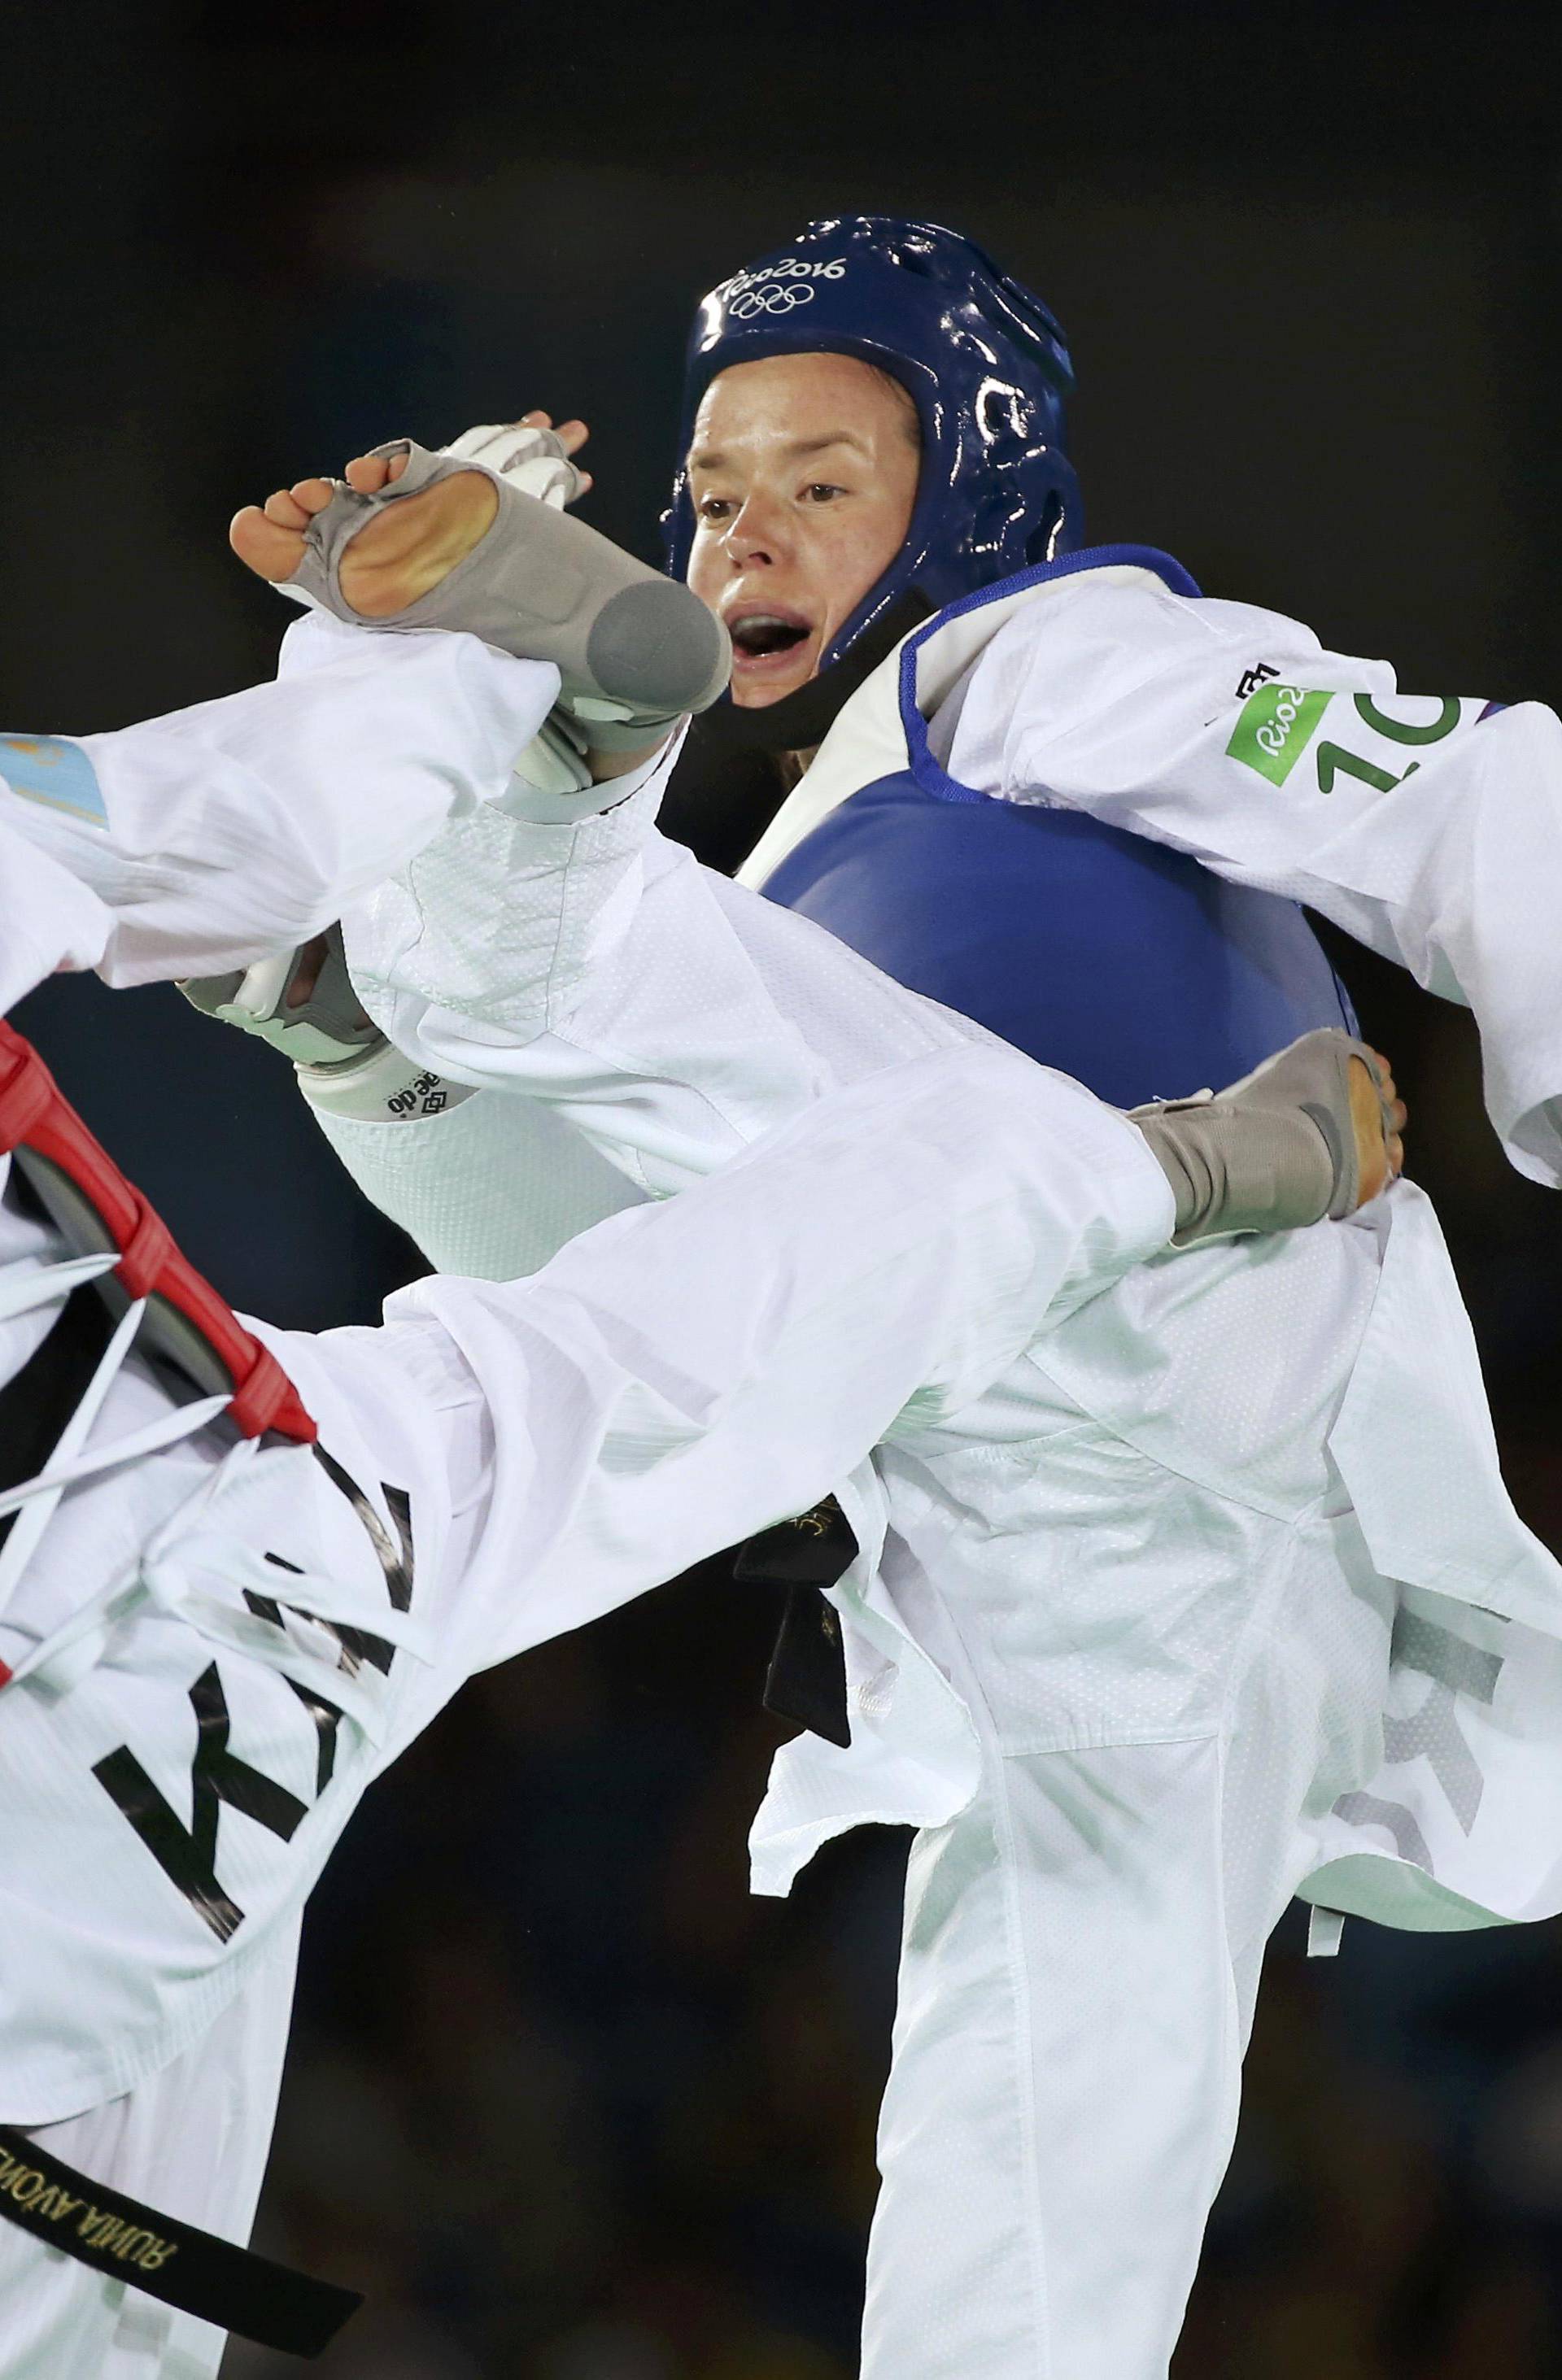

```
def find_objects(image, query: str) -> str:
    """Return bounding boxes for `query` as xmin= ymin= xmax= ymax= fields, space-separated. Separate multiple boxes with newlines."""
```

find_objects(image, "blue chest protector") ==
xmin=759 ymin=548 xmax=1356 ymax=1110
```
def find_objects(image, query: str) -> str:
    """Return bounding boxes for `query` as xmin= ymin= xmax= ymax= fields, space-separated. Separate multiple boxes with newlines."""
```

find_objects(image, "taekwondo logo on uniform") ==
xmin=386 ymin=1070 xmax=448 ymax=1118
xmin=726 ymin=255 xmax=848 ymax=320
xmin=1225 ymin=680 xmax=1332 ymax=786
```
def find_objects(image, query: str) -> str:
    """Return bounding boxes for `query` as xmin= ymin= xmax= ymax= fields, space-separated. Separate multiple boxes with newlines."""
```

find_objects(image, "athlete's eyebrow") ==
xmin=784 ymin=431 xmax=870 ymax=460
xmin=687 ymin=430 xmax=870 ymax=473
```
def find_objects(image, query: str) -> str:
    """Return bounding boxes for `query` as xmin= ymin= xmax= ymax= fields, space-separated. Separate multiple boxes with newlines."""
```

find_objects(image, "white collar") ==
xmin=735 ymin=561 xmax=1172 ymax=891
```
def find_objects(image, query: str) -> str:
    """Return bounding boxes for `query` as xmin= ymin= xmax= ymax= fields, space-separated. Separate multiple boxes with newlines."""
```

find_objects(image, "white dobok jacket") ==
xmin=0 ymin=623 xmax=1193 ymax=2116
xmin=293 ymin=564 xmax=1562 ymax=1945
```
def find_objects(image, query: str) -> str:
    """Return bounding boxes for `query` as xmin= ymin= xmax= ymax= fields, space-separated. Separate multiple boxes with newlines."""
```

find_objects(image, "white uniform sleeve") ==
xmin=952 ymin=576 xmax=1562 ymax=1183
xmin=1 ymin=617 xmax=558 ymax=993
xmin=342 ymin=769 xmax=989 ymax=1206
xmin=381 ymin=1043 xmax=1174 ymax=1664
xmin=0 ymin=818 xmax=115 ymax=1014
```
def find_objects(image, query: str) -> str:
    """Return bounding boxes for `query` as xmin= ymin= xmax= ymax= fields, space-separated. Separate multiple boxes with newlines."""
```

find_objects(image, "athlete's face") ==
xmin=685 ymin=354 xmax=920 ymax=708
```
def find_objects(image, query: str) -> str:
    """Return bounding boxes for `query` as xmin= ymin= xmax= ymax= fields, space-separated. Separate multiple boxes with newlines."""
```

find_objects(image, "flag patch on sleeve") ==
xmin=0 ymin=735 xmax=108 ymax=826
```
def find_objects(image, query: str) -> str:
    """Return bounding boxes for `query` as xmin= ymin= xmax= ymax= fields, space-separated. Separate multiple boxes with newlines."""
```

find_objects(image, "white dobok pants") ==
xmin=0 ymin=1932 xmax=299 ymax=2380
xmin=862 ymin=1497 xmax=1396 ymax=2380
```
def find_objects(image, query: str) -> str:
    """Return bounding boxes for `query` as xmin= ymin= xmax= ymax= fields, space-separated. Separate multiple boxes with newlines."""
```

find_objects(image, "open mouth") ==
xmin=728 ymin=611 xmax=813 ymax=665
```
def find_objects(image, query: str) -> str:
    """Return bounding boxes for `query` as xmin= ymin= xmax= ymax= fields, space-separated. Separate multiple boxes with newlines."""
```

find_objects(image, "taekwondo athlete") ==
xmin=664 ymin=216 xmax=1562 ymax=1183
xmin=0 ymin=517 xmax=1321 ymax=2375
xmin=212 ymin=438 xmax=1562 ymax=2380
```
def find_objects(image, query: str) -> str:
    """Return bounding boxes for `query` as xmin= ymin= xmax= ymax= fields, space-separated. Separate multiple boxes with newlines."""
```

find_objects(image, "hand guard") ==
xmin=1131 ymin=1027 xmax=1399 ymax=1247
xmin=441 ymin=421 xmax=586 ymax=511
xmin=282 ymin=438 xmax=731 ymax=754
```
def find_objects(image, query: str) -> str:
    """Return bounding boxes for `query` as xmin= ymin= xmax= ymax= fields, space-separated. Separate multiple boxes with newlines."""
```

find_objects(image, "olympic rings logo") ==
xmin=729 ymin=281 xmax=818 ymax=319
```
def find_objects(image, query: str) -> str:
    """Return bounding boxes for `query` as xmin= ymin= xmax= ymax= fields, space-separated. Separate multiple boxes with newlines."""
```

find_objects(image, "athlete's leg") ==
xmin=0 ymin=1922 xmax=298 ymax=2380
xmin=225 ymin=434 xmax=727 ymax=764
xmin=862 ymin=1509 xmax=1395 ymax=2380
xmin=863 ymin=1735 xmax=1241 ymax=2380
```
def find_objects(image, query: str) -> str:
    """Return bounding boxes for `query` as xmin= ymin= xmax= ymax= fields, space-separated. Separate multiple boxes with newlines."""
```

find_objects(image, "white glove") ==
xmin=440 ymin=421 xmax=586 ymax=511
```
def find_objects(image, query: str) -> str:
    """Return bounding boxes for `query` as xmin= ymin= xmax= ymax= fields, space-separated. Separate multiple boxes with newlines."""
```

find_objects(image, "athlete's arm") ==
xmin=379 ymin=1042 xmax=1174 ymax=1666
xmin=1 ymin=626 xmax=556 ymax=995
xmin=968 ymin=575 xmax=1562 ymax=1184
xmin=0 ymin=817 xmax=116 ymax=1013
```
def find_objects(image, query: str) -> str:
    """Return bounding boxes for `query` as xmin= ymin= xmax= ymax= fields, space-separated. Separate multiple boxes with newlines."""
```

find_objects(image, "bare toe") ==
xmin=288 ymin=477 xmax=338 ymax=515
xmin=230 ymin=503 xmax=307 ymax=584
xmin=343 ymin=455 xmax=395 ymax=495
xmin=262 ymin=488 xmax=312 ymax=530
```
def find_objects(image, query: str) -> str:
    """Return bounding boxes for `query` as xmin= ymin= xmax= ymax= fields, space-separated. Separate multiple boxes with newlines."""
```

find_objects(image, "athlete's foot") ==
xmin=229 ymin=449 xmax=499 ymax=617
xmin=1350 ymin=1048 xmax=1407 ymax=1204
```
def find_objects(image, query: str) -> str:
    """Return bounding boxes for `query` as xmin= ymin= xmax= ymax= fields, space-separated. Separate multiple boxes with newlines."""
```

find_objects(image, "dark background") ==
xmin=6 ymin=4 xmax=1562 ymax=2371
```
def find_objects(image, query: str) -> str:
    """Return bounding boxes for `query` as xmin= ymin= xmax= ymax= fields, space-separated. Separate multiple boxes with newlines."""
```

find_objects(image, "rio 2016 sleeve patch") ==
xmin=1225 ymin=682 xmax=1333 ymax=784
xmin=0 ymin=734 xmax=109 ymax=826
xmin=1227 ymin=686 xmax=1470 ymax=800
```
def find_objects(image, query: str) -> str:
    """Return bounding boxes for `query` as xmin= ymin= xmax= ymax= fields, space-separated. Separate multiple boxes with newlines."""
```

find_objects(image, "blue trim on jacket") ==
xmin=897 ymin=546 xmax=1202 ymax=804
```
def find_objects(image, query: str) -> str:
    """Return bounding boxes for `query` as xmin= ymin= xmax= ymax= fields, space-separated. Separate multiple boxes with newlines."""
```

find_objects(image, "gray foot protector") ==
xmin=1131 ymin=1027 xmax=1395 ymax=1247
xmin=179 ymin=926 xmax=477 ymax=1122
xmin=288 ymin=440 xmax=731 ymax=751
xmin=179 ymin=922 xmax=383 ymax=1070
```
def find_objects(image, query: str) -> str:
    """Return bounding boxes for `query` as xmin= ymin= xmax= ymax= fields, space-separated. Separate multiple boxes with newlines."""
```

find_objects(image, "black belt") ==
xmin=736 ymin=1496 xmax=859 ymax=1749
xmin=0 ymin=2124 xmax=360 ymax=2356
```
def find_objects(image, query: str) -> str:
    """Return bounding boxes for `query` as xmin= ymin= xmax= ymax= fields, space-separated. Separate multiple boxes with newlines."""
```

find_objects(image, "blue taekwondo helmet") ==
xmin=663 ymin=216 xmax=1082 ymax=678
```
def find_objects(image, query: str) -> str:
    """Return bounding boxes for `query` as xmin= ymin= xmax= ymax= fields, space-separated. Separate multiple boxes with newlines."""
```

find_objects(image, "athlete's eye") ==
xmin=803 ymin=482 xmax=845 ymax=504
xmin=696 ymin=495 xmax=735 ymax=521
